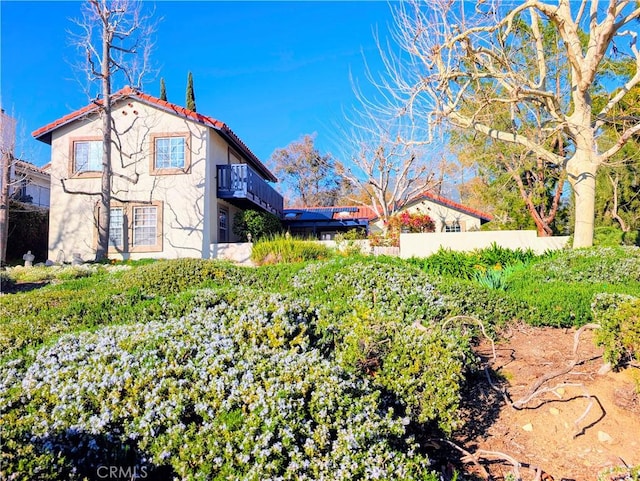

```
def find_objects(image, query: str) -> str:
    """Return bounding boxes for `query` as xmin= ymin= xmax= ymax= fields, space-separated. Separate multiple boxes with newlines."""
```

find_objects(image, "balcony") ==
xmin=217 ymin=164 xmax=283 ymax=217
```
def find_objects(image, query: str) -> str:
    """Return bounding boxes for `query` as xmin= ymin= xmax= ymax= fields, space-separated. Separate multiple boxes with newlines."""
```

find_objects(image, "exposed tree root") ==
xmin=426 ymin=319 xmax=611 ymax=479
xmin=427 ymin=437 xmax=556 ymax=481
xmin=481 ymin=322 xmax=606 ymax=436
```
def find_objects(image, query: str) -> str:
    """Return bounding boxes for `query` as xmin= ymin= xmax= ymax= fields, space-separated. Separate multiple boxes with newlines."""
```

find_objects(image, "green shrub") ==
xmin=592 ymin=293 xmax=640 ymax=368
xmin=526 ymin=246 xmax=640 ymax=284
xmin=1 ymin=294 xmax=443 ymax=480
xmin=434 ymin=277 xmax=532 ymax=326
xmin=289 ymin=258 xmax=473 ymax=432
xmin=251 ymin=235 xmax=331 ymax=265
xmin=594 ymin=226 xmax=625 ymax=246
xmin=6 ymin=201 xmax=48 ymax=262
xmin=622 ymin=230 xmax=640 ymax=246
xmin=409 ymin=244 xmax=539 ymax=281
xmin=0 ymin=270 xmax=15 ymax=292
xmin=8 ymin=265 xmax=105 ymax=283
xmin=0 ymin=263 xmax=236 ymax=361
xmin=408 ymin=248 xmax=481 ymax=280
xmin=474 ymin=243 xmax=538 ymax=268
xmin=120 ymin=258 xmax=243 ymax=296
xmin=232 ymin=209 xmax=282 ymax=241
xmin=334 ymin=229 xmax=367 ymax=256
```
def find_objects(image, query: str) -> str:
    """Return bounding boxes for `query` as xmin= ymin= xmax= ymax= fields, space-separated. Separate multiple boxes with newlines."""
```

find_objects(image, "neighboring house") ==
xmin=11 ymin=160 xmax=51 ymax=208
xmin=33 ymin=86 xmax=282 ymax=262
xmin=283 ymin=205 xmax=376 ymax=240
xmin=370 ymin=191 xmax=493 ymax=233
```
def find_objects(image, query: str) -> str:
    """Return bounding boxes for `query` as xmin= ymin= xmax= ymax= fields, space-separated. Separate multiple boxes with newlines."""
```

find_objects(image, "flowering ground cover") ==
xmin=0 ymin=258 xmax=471 ymax=480
xmin=2 ymin=248 xmax=639 ymax=480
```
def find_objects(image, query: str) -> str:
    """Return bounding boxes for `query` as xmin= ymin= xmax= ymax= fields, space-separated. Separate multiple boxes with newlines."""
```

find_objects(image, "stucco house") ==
xmin=33 ymin=86 xmax=283 ymax=262
xmin=11 ymin=160 xmax=51 ymax=208
xmin=370 ymin=191 xmax=493 ymax=234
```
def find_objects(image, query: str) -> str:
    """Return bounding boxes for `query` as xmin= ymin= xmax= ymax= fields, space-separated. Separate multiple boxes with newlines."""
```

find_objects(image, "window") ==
xmin=109 ymin=208 xmax=124 ymax=248
xmin=444 ymin=221 xmax=462 ymax=233
xmin=151 ymin=133 xmax=190 ymax=174
xmin=218 ymin=207 xmax=228 ymax=242
xmin=133 ymin=206 xmax=158 ymax=246
xmin=73 ymin=140 xmax=103 ymax=173
xmin=99 ymin=202 xmax=163 ymax=254
xmin=155 ymin=137 xmax=185 ymax=169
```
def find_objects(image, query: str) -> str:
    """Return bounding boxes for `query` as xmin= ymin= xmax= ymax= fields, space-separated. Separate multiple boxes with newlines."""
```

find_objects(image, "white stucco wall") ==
xmin=400 ymin=230 xmax=570 ymax=258
xmin=211 ymin=242 xmax=253 ymax=265
xmin=47 ymin=98 xmax=213 ymax=262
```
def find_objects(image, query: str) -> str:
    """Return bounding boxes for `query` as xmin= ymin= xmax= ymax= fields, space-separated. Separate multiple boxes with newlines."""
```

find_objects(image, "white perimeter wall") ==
xmin=211 ymin=242 xmax=253 ymax=265
xmin=400 ymin=230 xmax=569 ymax=258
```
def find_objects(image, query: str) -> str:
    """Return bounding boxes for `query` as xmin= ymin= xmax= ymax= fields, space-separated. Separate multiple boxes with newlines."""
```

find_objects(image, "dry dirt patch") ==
xmin=454 ymin=326 xmax=640 ymax=481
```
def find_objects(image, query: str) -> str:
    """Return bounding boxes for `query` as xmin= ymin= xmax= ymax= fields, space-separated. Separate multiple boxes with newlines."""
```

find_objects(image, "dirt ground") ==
xmin=450 ymin=325 xmax=640 ymax=481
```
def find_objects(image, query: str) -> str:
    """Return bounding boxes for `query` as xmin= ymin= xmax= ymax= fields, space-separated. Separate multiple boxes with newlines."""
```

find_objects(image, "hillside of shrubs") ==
xmin=1 ymin=244 xmax=639 ymax=479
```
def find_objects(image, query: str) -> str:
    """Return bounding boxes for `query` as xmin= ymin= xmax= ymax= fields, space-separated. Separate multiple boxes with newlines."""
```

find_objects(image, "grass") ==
xmin=251 ymin=234 xmax=332 ymax=265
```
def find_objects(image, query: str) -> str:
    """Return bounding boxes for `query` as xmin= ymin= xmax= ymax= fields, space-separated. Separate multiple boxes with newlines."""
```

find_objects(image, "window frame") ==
xmin=109 ymin=207 xmax=125 ymax=249
xmin=218 ymin=206 xmax=229 ymax=243
xmin=150 ymin=132 xmax=191 ymax=175
xmin=69 ymin=137 xmax=104 ymax=177
xmin=101 ymin=201 xmax=164 ymax=254
xmin=444 ymin=221 xmax=463 ymax=233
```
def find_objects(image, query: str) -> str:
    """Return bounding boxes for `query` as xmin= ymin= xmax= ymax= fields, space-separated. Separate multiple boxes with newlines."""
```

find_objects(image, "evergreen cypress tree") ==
xmin=159 ymin=77 xmax=167 ymax=101
xmin=186 ymin=72 xmax=196 ymax=112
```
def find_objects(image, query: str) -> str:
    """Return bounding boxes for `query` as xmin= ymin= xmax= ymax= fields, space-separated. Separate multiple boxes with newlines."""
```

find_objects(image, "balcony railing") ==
xmin=217 ymin=164 xmax=283 ymax=216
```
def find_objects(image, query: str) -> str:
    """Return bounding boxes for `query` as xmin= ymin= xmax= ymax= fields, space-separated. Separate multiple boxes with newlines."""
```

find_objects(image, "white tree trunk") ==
xmin=568 ymin=156 xmax=598 ymax=248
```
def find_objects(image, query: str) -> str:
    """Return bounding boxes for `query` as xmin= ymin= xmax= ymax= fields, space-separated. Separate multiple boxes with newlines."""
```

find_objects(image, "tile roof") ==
xmin=32 ymin=86 xmax=277 ymax=182
xmin=406 ymin=191 xmax=493 ymax=221
xmin=13 ymin=159 xmax=50 ymax=177
xmin=285 ymin=205 xmax=378 ymax=220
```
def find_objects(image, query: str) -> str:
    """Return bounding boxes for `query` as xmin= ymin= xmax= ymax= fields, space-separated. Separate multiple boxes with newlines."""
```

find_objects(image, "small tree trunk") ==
xmin=95 ymin=23 xmax=113 ymax=262
xmin=0 ymin=151 xmax=12 ymax=265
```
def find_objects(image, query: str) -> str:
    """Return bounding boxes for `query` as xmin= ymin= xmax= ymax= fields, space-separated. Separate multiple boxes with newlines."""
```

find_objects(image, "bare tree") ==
xmin=0 ymin=110 xmax=17 ymax=265
xmin=69 ymin=0 xmax=154 ymax=261
xmin=373 ymin=0 xmax=640 ymax=247
xmin=335 ymin=108 xmax=438 ymax=231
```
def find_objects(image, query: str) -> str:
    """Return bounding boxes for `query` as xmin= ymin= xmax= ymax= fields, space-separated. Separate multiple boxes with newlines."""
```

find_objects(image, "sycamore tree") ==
xmin=378 ymin=0 xmax=640 ymax=247
xmin=69 ymin=0 xmax=154 ymax=261
xmin=335 ymin=117 xmax=438 ymax=230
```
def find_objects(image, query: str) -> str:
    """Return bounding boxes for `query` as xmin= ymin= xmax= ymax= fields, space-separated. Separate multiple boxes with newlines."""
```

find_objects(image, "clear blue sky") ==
xmin=1 ymin=1 xmax=394 ymax=168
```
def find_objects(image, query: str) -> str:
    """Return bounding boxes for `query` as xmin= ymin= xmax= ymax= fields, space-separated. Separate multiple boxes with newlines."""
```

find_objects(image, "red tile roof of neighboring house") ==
xmin=407 ymin=191 xmax=493 ymax=221
xmin=32 ymin=86 xmax=277 ymax=182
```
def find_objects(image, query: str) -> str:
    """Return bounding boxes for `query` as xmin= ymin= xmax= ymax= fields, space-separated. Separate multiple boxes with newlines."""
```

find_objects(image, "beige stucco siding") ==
xmin=47 ymin=98 xmax=211 ymax=261
xmin=370 ymin=198 xmax=483 ymax=234
xmin=402 ymin=200 xmax=482 ymax=232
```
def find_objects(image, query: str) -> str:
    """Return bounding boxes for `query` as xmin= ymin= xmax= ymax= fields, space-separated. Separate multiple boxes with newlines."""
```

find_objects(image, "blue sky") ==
xmin=1 ymin=1 xmax=394 ymax=168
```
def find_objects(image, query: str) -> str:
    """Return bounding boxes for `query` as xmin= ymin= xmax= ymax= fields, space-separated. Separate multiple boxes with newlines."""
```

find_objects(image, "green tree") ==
xmin=232 ymin=209 xmax=282 ymax=241
xmin=159 ymin=77 xmax=167 ymax=101
xmin=186 ymin=71 xmax=196 ymax=112
xmin=593 ymin=57 xmax=640 ymax=236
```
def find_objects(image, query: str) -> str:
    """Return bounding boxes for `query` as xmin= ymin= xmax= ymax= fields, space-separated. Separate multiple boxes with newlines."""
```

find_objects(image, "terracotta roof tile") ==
xmin=407 ymin=191 xmax=493 ymax=221
xmin=32 ymin=86 xmax=277 ymax=182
